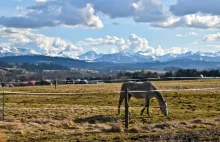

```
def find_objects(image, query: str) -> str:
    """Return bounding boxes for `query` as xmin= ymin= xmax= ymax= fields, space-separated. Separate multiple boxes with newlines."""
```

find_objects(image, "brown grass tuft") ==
xmin=107 ymin=122 xmax=124 ymax=132
xmin=141 ymin=125 xmax=151 ymax=130
xmin=62 ymin=119 xmax=75 ymax=129
xmin=154 ymin=123 xmax=171 ymax=130
xmin=192 ymin=119 xmax=203 ymax=124
xmin=129 ymin=127 xmax=140 ymax=133
xmin=179 ymin=121 xmax=189 ymax=125
xmin=20 ymin=118 xmax=27 ymax=123
xmin=214 ymin=118 xmax=220 ymax=122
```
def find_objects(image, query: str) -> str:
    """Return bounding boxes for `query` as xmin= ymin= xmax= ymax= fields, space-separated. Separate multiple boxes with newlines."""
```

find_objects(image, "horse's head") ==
xmin=160 ymin=101 xmax=168 ymax=116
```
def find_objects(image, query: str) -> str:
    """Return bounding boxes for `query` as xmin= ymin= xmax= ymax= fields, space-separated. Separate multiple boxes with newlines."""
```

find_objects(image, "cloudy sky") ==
xmin=1 ymin=0 xmax=220 ymax=57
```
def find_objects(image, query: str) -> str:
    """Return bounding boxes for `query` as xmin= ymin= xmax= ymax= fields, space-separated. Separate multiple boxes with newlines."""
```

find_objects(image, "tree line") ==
xmin=165 ymin=69 xmax=220 ymax=77
xmin=0 ymin=62 xmax=69 ymax=72
xmin=117 ymin=69 xmax=220 ymax=79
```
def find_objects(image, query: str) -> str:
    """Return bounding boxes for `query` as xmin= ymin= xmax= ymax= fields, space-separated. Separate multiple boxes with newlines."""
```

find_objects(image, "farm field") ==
xmin=0 ymin=80 xmax=220 ymax=141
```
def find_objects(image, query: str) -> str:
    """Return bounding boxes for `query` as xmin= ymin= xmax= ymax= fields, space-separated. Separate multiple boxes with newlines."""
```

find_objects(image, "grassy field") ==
xmin=0 ymin=80 xmax=220 ymax=141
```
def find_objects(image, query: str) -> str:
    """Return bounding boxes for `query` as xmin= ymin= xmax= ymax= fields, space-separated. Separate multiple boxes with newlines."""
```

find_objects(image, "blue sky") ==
xmin=1 ymin=0 xmax=220 ymax=57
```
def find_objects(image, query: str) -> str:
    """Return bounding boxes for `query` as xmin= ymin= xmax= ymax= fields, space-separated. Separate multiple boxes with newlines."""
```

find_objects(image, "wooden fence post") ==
xmin=54 ymin=79 xmax=57 ymax=90
xmin=2 ymin=87 xmax=4 ymax=121
xmin=125 ymin=88 xmax=129 ymax=129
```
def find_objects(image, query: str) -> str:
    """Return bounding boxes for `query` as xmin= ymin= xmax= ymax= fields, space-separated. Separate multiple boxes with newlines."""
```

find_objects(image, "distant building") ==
xmin=36 ymin=80 xmax=52 ymax=86
xmin=9 ymin=82 xmax=22 ymax=87
xmin=75 ymin=79 xmax=88 ymax=84
xmin=88 ymin=80 xmax=105 ymax=84
xmin=26 ymin=81 xmax=37 ymax=86
xmin=66 ymin=77 xmax=74 ymax=84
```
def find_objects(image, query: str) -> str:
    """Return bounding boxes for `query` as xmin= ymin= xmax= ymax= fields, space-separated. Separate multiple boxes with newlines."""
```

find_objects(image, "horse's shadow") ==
xmin=74 ymin=115 xmax=119 ymax=124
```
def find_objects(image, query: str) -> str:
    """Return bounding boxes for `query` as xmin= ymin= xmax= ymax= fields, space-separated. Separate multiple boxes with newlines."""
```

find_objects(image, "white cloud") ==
xmin=176 ymin=34 xmax=183 ymax=37
xmin=150 ymin=45 xmax=165 ymax=56
xmin=0 ymin=0 xmax=168 ymax=29
xmin=79 ymin=35 xmax=128 ymax=51
xmin=78 ymin=34 xmax=190 ymax=56
xmin=170 ymin=0 xmax=220 ymax=16
xmin=126 ymin=34 xmax=150 ymax=53
xmin=71 ymin=0 xmax=167 ymax=22
xmin=3 ymin=0 xmax=220 ymax=30
xmin=109 ymin=48 xmax=117 ymax=54
xmin=167 ymin=47 xmax=188 ymax=55
xmin=16 ymin=6 xmax=23 ymax=12
xmin=176 ymin=32 xmax=197 ymax=37
xmin=207 ymin=45 xmax=220 ymax=48
xmin=35 ymin=0 xmax=48 ymax=3
xmin=151 ymin=14 xmax=220 ymax=29
xmin=187 ymin=32 xmax=198 ymax=36
xmin=0 ymin=28 xmax=82 ymax=58
xmin=78 ymin=34 xmax=152 ymax=54
xmin=193 ymin=41 xmax=198 ymax=45
xmin=203 ymin=33 xmax=220 ymax=42
xmin=0 ymin=2 xmax=103 ymax=29
xmin=78 ymin=32 xmax=202 ymax=57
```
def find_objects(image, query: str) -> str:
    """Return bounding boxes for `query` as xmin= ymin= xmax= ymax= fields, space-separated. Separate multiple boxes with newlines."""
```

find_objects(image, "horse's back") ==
xmin=121 ymin=82 xmax=155 ymax=99
xmin=122 ymin=82 xmax=153 ymax=90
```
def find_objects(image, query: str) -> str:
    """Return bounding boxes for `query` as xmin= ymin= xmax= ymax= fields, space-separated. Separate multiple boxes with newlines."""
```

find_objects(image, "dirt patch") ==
xmin=192 ymin=119 xmax=203 ymax=124
xmin=179 ymin=121 xmax=189 ymax=125
xmin=129 ymin=127 xmax=140 ymax=133
xmin=154 ymin=123 xmax=171 ymax=130
xmin=74 ymin=115 xmax=119 ymax=124
xmin=214 ymin=118 xmax=220 ymax=122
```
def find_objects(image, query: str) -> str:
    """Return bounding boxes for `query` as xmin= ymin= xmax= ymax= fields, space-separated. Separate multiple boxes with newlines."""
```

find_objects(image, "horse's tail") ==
xmin=118 ymin=83 xmax=127 ymax=114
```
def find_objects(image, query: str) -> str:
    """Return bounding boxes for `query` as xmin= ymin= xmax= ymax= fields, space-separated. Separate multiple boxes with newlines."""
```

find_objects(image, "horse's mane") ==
xmin=147 ymin=82 xmax=166 ymax=103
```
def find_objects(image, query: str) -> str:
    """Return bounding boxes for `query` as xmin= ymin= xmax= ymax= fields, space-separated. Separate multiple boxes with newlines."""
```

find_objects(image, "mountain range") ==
xmin=78 ymin=50 xmax=220 ymax=63
xmin=1 ymin=48 xmax=220 ymax=70
xmin=1 ymin=46 xmax=220 ymax=63
xmin=0 ymin=55 xmax=220 ymax=71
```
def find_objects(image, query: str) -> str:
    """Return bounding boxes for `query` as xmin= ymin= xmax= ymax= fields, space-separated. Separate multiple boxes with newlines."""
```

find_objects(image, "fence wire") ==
xmin=1 ymin=87 xmax=220 ymax=112
xmin=3 ymin=87 xmax=220 ymax=95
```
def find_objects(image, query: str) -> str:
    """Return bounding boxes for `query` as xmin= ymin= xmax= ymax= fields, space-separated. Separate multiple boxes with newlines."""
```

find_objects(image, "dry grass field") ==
xmin=0 ymin=80 xmax=220 ymax=141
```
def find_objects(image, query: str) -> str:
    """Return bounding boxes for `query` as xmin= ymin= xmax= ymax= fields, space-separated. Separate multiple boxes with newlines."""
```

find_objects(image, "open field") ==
xmin=0 ymin=80 xmax=220 ymax=141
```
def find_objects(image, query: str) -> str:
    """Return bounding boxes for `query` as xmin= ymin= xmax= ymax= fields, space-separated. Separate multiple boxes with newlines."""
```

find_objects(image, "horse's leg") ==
xmin=118 ymin=93 xmax=125 ymax=115
xmin=140 ymin=98 xmax=150 ymax=116
xmin=140 ymin=106 xmax=146 ymax=115
xmin=146 ymin=99 xmax=150 ymax=116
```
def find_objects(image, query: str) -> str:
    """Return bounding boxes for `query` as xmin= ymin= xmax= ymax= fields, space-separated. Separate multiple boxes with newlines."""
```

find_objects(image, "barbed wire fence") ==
xmin=1 ymin=86 xmax=220 ymax=127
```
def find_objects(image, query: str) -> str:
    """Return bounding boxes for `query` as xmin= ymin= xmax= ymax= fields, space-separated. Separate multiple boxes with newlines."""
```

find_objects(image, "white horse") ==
xmin=118 ymin=82 xmax=168 ymax=116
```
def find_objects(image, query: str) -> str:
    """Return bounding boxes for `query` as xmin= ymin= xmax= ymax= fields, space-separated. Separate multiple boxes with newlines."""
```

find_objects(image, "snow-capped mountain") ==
xmin=156 ymin=51 xmax=220 ymax=62
xmin=95 ymin=51 xmax=220 ymax=63
xmin=95 ymin=51 xmax=133 ymax=62
xmin=157 ymin=52 xmax=194 ymax=62
xmin=0 ymin=46 xmax=40 ymax=57
xmin=134 ymin=51 xmax=158 ymax=62
xmin=95 ymin=51 xmax=150 ymax=63
xmin=0 ymin=46 xmax=79 ymax=59
xmin=78 ymin=50 xmax=103 ymax=60
xmin=1 ymin=45 xmax=220 ymax=63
